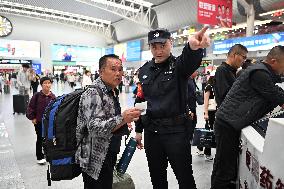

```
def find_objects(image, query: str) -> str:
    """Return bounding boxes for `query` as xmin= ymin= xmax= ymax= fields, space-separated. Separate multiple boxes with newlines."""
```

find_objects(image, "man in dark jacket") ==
xmin=134 ymin=27 xmax=210 ymax=189
xmin=187 ymin=71 xmax=198 ymax=133
xmin=211 ymin=45 xmax=284 ymax=189
xmin=215 ymin=44 xmax=248 ymax=107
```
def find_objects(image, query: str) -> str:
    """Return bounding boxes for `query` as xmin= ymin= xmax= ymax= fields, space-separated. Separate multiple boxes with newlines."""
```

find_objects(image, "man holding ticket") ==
xmin=134 ymin=27 xmax=210 ymax=189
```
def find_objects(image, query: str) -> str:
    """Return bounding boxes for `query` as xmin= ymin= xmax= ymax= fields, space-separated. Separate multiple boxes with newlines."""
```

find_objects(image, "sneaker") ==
xmin=37 ymin=159 xmax=46 ymax=165
xmin=205 ymin=155 xmax=213 ymax=161
xmin=196 ymin=150 xmax=204 ymax=156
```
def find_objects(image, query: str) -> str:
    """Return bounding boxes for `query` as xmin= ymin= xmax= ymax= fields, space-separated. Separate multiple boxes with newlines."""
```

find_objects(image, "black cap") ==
xmin=148 ymin=29 xmax=171 ymax=44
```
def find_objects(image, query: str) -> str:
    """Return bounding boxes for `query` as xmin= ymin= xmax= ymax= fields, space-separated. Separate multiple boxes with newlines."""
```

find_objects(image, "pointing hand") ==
xmin=188 ymin=26 xmax=211 ymax=50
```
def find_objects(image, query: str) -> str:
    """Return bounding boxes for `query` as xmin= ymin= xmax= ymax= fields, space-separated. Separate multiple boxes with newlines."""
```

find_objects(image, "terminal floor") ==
xmin=0 ymin=82 xmax=213 ymax=189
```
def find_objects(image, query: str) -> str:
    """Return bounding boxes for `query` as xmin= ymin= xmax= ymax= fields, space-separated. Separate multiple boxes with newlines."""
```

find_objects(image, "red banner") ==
xmin=197 ymin=0 xmax=232 ymax=28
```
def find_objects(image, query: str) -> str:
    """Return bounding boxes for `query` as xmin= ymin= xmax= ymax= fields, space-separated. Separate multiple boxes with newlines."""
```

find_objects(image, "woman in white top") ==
xmin=82 ymin=70 xmax=92 ymax=88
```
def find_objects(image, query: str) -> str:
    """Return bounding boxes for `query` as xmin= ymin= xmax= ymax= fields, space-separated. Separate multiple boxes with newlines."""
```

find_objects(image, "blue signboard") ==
xmin=32 ymin=63 xmax=41 ymax=74
xmin=127 ymin=40 xmax=141 ymax=62
xmin=105 ymin=47 xmax=114 ymax=55
xmin=213 ymin=32 xmax=284 ymax=54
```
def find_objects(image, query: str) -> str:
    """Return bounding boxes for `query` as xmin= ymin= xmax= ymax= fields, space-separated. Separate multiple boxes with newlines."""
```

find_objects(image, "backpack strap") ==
xmin=76 ymin=86 xmax=103 ymax=147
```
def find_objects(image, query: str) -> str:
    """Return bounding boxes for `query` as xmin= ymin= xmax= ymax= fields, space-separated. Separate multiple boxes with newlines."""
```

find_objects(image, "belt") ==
xmin=149 ymin=113 xmax=187 ymax=126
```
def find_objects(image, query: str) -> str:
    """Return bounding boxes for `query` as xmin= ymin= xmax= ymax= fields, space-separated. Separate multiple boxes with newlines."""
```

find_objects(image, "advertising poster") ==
xmin=126 ymin=40 xmax=141 ymax=62
xmin=52 ymin=44 xmax=102 ymax=63
xmin=32 ymin=63 xmax=41 ymax=74
xmin=114 ymin=43 xmax=127 ymax=62
xmin=0 ymin=39 xmax=41 ymax=59
xmin=198 ymin=0 xmax=232 ymax=28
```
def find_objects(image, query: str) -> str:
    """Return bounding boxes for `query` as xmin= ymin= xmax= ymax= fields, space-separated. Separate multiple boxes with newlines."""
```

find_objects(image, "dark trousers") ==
xmin=211 ymin=120 xmax=240 ymax=189
xmin=144 ymin=130 xmax=196 ymax=189
xmin=34 ymin=123 xmax=44 ymax=160
xmin=82 ymin=150 xmax=117 ymax=189
xmin=197 ymin=111 xmax=216 ymax=155
xmin=32 ymin=86 xmax=38 ymax=95
xmin=70 ymin=82 xmax=75 ymax=88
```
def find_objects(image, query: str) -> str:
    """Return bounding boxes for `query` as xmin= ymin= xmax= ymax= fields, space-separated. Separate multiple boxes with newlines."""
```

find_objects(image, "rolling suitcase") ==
xmin=13 ymin=94 xmax=29 ymax=114
xmin=4 ymin=84 xmax=10 ymax=94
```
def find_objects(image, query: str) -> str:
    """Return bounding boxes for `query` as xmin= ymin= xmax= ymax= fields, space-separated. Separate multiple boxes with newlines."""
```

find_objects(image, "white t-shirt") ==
xmin=82 ymin=74 xmax=92 ymax=88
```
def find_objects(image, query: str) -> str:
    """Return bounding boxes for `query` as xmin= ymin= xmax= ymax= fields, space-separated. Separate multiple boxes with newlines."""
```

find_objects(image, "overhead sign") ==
xmin=213 ymin=32 xmax=284 ymax=54
xmin=0 ymin=39 xmax=40 ymax=59
xmin=0 ymin=59 xmax=31 ymax=64
xmin=198 ymin=0 xmax=232 ymax=28
xmin=127 ymin=40 xmax=141 ymax=62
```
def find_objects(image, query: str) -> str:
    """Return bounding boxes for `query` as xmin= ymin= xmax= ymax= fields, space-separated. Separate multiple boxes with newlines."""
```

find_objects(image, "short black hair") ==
xmin=22 ymin=64 xmax=29 ymax=68
xmin=228 ymin=44 xmax=248 ymax=56
xmin=99 ymin=54 xmax=121 ymax=70
xmin=266 ymin=45 xmax=284 ymax=61
xmin=40 ymin=77 xmax=52 ymax=85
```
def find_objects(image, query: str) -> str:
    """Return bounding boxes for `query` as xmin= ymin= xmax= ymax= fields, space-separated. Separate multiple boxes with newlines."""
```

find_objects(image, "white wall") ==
xmin=1 ymin=14 xmax=107 ymax=72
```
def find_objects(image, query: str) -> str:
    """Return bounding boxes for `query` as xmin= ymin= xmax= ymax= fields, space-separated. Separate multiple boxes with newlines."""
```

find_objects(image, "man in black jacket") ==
xmin=211 ymin=45 xmax=284 ymax=189
xmin=215 ymin=44 xmax=248 ymax=107
xmin=134 ymin=27 xmax=210 ymax=189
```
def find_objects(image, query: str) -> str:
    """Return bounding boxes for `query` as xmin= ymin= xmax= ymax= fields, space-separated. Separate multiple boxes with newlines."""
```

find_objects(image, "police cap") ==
xmin=148 ymin=28 xmax=171 ymax=44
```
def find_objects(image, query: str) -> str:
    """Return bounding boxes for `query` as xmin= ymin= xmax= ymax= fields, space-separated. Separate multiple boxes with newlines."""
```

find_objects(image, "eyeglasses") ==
xmin=236 ymin=53 xmax=247 ymax=60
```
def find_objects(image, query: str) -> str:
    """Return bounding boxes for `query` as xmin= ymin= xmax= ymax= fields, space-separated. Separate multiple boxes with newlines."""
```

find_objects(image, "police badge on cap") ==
xmin=148 ymin=29 xmax=171 ymax=44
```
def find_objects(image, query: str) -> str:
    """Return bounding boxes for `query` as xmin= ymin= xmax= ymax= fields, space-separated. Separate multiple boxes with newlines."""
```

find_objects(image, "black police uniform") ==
xmin=135 ymin=41 xmax=203 ymax=189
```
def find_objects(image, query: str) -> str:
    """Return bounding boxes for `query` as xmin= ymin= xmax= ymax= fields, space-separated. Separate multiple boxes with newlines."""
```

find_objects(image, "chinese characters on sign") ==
xmin=197 ymin=0 xmax=232 ymax=28
xmin=213 ymin=32 xmax=284 ymax=54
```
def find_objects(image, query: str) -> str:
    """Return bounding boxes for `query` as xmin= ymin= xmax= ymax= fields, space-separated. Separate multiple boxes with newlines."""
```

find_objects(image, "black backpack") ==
xmin=42 ymin=88 xmax=90 ymax=185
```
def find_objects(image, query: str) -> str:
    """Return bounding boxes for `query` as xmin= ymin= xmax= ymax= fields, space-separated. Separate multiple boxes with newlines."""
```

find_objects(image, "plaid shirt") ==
xmin=75 ymin=77 xmax=124 ymax=180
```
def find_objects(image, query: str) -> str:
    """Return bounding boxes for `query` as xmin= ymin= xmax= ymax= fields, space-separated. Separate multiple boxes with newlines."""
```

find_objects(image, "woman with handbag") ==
xmin=197 ymin=72 xmax=217 ymax=161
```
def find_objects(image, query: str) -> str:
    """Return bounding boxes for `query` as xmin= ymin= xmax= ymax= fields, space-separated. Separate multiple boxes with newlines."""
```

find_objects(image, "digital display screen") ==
xmin=0 ymin=39 xmax=40 ymax=59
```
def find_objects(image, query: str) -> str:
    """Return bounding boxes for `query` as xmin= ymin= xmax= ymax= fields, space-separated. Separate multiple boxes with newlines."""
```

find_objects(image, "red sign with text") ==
xmin=198 ymin=0 xmax=232 ymax=28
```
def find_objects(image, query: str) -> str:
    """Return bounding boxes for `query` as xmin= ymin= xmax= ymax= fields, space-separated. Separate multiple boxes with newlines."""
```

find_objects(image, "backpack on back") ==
xmin=42 ymin=88 xmax=86 ymax=185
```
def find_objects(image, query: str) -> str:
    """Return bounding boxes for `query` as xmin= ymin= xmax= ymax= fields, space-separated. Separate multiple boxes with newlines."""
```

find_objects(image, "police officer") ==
xmin=134 ymin=27 xmax=210 ymax=189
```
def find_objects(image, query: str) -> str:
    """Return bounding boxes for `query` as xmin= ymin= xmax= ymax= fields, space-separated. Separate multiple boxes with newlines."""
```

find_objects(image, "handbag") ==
xmin=208 ymin=98 xmax=217 ymax=111
xmin=195 ymin=90 xmax=204 ymax=105
xmin=192 ymin=127 xmax=216 ymax=148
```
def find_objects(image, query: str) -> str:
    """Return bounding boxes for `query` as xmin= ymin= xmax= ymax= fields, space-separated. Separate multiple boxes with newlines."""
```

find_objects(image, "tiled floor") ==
xmin=0 ymin=82 xmax=213 ymax=189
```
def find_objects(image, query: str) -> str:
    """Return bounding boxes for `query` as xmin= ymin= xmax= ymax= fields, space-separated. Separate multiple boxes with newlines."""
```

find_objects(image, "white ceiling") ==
xmin=1 ymin=0 xmax=283 ymax=43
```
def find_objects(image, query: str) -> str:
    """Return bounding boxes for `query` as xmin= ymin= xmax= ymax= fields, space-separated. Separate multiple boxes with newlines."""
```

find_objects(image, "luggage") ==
xmin=4 ymin=84 xmax=10 ymax=94
xmin=13 ymin=95 xmax=29 ymax=114
xmin=113 ymin=170 xmax=135 ymax=189
xmin=125 ymin=85 xmax=129 ymax=93
xmin=192 ymin=128 xmax=216 ymax=148
xmin=19 ymin=86 xmax=27 ymax=95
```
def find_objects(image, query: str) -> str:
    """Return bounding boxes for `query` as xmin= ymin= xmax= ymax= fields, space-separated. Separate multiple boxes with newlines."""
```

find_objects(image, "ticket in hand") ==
xmin=135 ymin=101 xmax=147 ymax=115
